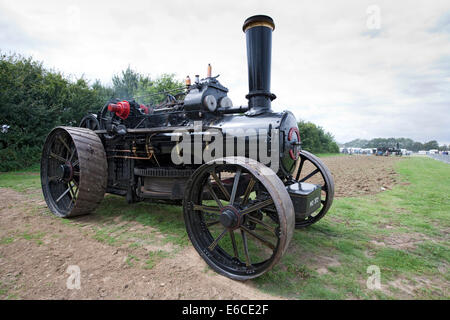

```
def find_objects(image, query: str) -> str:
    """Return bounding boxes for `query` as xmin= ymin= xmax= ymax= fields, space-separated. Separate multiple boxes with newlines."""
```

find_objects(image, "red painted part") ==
xmin=288 ymin=127 xmax=300 ymax=142
xmin=140 ymin=104 xmax=149 ymax=114
xmin=108 ymin=101 xmax=130 ymax=120
xmin=289 ymin=149 xmax=297 ymax=161
xmin=288 ymin=127 xmax=301 ymax=160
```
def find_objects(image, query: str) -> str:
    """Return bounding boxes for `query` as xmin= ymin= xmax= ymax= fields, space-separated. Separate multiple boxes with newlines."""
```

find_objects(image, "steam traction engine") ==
xmin=40 ymin=15 xmax=334 ymax=280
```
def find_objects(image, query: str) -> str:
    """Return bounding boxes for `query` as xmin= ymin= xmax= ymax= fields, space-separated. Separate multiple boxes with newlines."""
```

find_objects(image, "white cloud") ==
xmin=0 ymin=0 xmax=449 ymax=144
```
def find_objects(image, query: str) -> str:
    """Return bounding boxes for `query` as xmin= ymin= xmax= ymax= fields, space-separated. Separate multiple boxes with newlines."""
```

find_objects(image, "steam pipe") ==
xmin=243 ymin=15 xmax=276 ymax=116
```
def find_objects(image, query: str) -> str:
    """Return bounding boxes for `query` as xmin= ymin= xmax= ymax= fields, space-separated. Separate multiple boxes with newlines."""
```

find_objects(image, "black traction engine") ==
xmin=40 ymin=15 xmax=334 ymax=280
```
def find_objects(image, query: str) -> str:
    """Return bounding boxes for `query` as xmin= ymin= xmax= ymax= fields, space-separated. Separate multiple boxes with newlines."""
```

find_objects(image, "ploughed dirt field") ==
xmin=313 ymin=155 xmax=400 ymax=197
xmin=2 ymin=155 xmax=447 ymax=300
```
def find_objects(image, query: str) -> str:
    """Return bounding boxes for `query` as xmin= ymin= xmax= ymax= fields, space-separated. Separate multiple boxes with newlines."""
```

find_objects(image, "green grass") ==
xmin=20 ymin=231 xmax=46 ymax=245
xmin=0 ymin=237 xmax=14 ymax=245
xmin=93 ymin=196 xmax=189 ymax=247
xmin=254 ymin=157 xmax=449 ymax=299
xmin=0 ymin=162 xmax=189 ymax=249
xmin=125 ymin=254 xmax=140 ymax=267
xmin=0 ymin=164 xmax=40 ymax=192
xmin=316 ymin=153 xmax=346 ymax=158
xmin=145 ymin=250 xmax=171 ymax=269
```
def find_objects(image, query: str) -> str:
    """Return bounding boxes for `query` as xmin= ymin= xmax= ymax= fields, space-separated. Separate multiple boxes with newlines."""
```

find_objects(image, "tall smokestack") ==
xmin=243 ymin=15 xmax=276 ymax=116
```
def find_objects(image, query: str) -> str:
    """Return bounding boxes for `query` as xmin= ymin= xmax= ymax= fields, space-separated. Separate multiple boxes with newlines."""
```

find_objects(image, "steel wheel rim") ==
xmin=184 ymin=157 xmax=294 ymax=280
xmin=41 ymin=128 xmax=80 ymax=217
xmin=41 ymin=127 xmax=107 ymax=218
xmin=292 ymin=150 xmax=334 ymax=228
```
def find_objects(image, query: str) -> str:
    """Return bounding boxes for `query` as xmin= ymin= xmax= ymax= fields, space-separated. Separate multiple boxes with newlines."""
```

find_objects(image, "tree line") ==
xmin=297 ymin=121 xmax=340 ymax=154
xmin=341 ymin=138 xmax=447 ymax=151
xmin=0 ymin=53 xmax=339 ymax=171
xmin=0 ymin=53 xmax=182 ymax=171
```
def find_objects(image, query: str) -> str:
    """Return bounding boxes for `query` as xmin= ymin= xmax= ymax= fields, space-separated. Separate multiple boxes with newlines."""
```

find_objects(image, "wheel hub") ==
xmin=219 ymin=206 xmax=240 ymax=229
xmin=56 ymin=162 xmax=73 ymax=182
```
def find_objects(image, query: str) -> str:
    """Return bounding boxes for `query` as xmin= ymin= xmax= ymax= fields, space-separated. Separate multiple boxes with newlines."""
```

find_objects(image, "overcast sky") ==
xmin=1 ymin=0 xmax=449 ymax=144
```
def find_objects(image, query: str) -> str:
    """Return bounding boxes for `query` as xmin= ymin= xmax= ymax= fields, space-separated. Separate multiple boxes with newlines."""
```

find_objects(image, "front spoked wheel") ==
xmin=183 ymin=157 xmax=295 ymax=280
xmin=291 ymin=150 xmax=335 ymax=228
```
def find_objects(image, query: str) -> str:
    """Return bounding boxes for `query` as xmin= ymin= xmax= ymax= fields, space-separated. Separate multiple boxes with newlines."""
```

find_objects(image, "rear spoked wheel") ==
xmin=291 ymin=150 xmax=335 ymax=228
xmin=184 ymin=157 xmax=295 ymax=280
xmin=41 ymin=127 xmax=107 ymax=218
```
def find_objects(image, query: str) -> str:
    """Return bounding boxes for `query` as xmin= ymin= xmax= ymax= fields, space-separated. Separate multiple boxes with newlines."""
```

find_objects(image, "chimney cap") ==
xmin=243 ymin=15 xmax=275 ymax=32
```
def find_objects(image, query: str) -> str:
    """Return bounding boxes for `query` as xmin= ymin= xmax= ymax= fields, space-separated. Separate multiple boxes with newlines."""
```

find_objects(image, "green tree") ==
xmin=111 ymin=66 xmax=140 ymax=99
xmin=423 ymin=140 xmax=439 ymax=150
xmin=135 ymin=73 xmax=183 ymax=105
xmin=92 ymin=79 xmax=115 ymax=104
xmin=297 ymin=120 xmax=339 ymax=154
xmin=0 ymin=53 xmax=184 ymax=171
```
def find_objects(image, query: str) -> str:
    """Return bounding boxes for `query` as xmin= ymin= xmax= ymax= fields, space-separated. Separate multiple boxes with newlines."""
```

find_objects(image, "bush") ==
xmin=297 ymin=120 xmax=339 ymax=154
xmin=0 ymin=55 xmax=183 ymax=172
xmin=0 ymin=53 xmax=104 ymax=171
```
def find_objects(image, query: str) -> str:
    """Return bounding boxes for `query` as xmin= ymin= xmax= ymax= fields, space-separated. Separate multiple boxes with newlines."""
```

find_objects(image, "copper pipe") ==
xmin=108 ymin=154 xmax=153 ymax=160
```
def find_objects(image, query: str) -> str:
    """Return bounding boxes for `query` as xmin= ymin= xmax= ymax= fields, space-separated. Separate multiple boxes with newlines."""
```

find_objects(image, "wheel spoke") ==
xmin=240 ymin=229 xmax=251 ymax=267
xmin=210 ymin=171 xmax=230 ymax=201
xmin=229 ymin=168 xmax=241 ymax=205
xmin=58 ymin=136 xmax=72 ymax=160
xmin=240 ymin=225 xmax=276 ymax=250
xmin=71 ymin=179 xmax=79 ymax=187
xmin=193 ymin=204 xmax=221 ymax=214
xmin=229 ymin=230 xmax=239 ymax=259
xmin=247 ymin=215 xmax=277 ymax=236
xmin=50 ymin=152 xmax=66 ymax=163
xmin=241 ymin=177 xmax=255 ymax=206
xmin=71 ymin=182 xmax=79 ymax=198
xmin=72 ymin=159 xmax=79 ymax=167
xmin=300 ymin=168 xmax=320 ymax=182
xmin=295 ymin=158 xmax=305 ymax=181
xmin=69 ymin=148 xmax=76 ymax=162
xmin=68 ymin=183 xmax=76 ymax=203
xmin=55 ymin=187 xmax=71 ymax=203
xmin=206 ymin=183 xmax=223 ymax=209
xmin=208 ymin=228 xmax=228 ymax=251
xmin=240 ymin=198 xmax=274 ymax=216
xmin=206 ymin=220 xmax=221 ymax=227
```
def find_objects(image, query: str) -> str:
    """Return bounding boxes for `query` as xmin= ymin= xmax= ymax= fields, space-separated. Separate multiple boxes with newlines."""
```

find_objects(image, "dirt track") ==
xmin=0 ymin=155 xmax=402 ymax=299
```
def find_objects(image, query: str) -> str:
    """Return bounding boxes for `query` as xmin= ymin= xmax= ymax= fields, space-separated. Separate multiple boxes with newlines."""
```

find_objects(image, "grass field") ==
xmin=315 ymin=153 xmax=346 ymax=158
xmin=254 ymin=157 xmax=449 ymax=299
xmin=0 ymin=157 xmax=448 ymax=299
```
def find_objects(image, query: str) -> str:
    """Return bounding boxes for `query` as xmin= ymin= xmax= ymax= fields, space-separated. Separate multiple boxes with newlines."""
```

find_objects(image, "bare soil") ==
xmin=0 ymin=155 xmax=403 ymax=299
xmin=306 ymin=155 xmax=401 ymax=197
xmin=0 ymin=188 xmax=282 ymax=299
